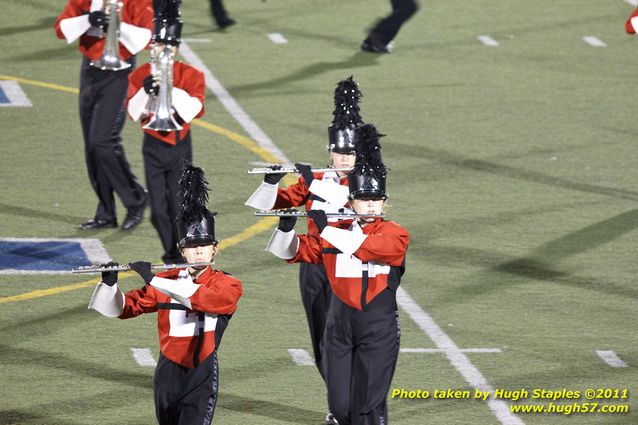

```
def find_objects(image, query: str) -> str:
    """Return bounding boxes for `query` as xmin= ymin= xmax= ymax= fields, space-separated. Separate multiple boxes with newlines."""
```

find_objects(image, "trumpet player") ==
xmin=245 ymin=76 xmax=363 ymax=424
xmin=266 ymin=124 xmax=409 ymax=425
xmin=88 ymin=164 xmax=243 ymax=425
xmin=54 ymin=0 xmax=154 ymax=231
xmin=126 ymin=0 xmax=205 ymax=264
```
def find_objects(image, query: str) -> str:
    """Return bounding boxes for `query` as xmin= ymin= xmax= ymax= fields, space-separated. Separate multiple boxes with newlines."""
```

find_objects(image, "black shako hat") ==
xmin=176 ymin=163 xmax=218 ymax=247
xmin=152 ymin=0 xmax=182 ymax=45
xmin=327 ymin=76 xmax=364 ymax=154
xmin=348 ymin=124 xmax=388 ymax=200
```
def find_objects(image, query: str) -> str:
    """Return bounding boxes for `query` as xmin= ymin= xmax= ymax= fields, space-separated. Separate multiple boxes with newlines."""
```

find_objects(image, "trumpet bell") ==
xmin=143 ymin=111 xmax=183 ymax=132
xmin=90 ymin=54 xmax=132 ymax=71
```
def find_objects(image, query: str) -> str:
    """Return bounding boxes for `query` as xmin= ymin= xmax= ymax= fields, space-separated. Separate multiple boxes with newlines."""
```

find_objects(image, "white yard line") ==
xmin=397 ymin=287 xmax=525 ymax=425
xmin=595 ymin=350 xmax=628 ymax=368
xmin=287 ymin=348 xmax=315 ymax=366
xmin=0 ymin=81 xmax=32 ymax=107
xmin=625 ymin=0 xmax=638 ymax=7
xmin=131 ymin=348 xmax=157 ymax=367
xmin=477 ymin=35 xmax=499 ymax=47
xmin=267 ymin=33 xmax=288 ymax=44
xmin=583 ymin=36 xmax=606 ymax=47
xmin=178 ymin=42 xmax=291 ymax=163
xmin=77 ymin=239 xmax=112 ymax=264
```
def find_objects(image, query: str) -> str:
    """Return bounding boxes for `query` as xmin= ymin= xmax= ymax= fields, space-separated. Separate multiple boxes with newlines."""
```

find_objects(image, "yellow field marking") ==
xmin=0 ymin=280 xmax=102 ymax=303
xmin=221 ymin=216 xmax=278 ymax=249
xmin=0 ymin=74 xmax=79 ymax=94
xmin=0 ymin=74 xmax=284 ymax=303
xmin=192 ymin=120 xmax=282 ymax=164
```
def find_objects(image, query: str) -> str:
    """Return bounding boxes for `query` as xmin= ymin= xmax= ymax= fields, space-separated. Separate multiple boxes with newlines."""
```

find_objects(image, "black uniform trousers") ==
xmin=299 ymin=262 xmax=333 ymax=381
xmin=322 ymin=288 xmax=401 ymax=425
xmin=142 ymin=132 xmax=192 ymax=262
xmin=209 ymin=0 xmax=230 ymax=25
xmin=154 ymin=351 xmax=219 ymax=425
xmin=368 ymin=0 xmax=419 ymax=46
xmin=79 ymin=56 xmax=146 ymax=222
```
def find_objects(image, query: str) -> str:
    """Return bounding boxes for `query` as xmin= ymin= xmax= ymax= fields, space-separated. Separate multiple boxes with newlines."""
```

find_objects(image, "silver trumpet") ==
xmin=72 ymin=261 xmax=214 ymax=274
xmin=90 ymin=0 xmax=131 ymax=71
xmin=254 ymin=208 xmax=384 ymax=219
xmin=248 ymin=166 xmax=353 ymax=175
xmin=143 ymin=44 xmax=182 ymax=132
xmin=144 ymin=43 xmax=158 ymax=116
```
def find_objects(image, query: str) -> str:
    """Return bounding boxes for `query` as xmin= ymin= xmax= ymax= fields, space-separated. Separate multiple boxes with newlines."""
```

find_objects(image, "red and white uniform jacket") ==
xmin=118 ymin=267 xmax=242 ymax=368
xmin=627 ymin=7 xmax=638 ymax=34
xmin=268 ymin=219 xmax=409 ymax=310
xmin=245 ymin=170 xmax=354 ymax=236
xmin=126 ymin=62 xmax=206 ymax=145
xmin=54 ymin=0 xmax=153 ymax=61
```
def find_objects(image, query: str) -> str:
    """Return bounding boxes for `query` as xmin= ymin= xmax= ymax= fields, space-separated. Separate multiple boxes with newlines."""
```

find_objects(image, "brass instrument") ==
xmin=248 ymin=166 xmax=353 ymax=175
xmin=90 ymin=0 xmax=131 ymax=71
xmin=144 ymin=42 xmax=158 ymax=116
xmin=143 ymin=43 xmax=182 ymax=132
xmin=72 ymin=261 xmax=214 ymax=274
xmin=254 ymin=208 xmax=384 ymax=219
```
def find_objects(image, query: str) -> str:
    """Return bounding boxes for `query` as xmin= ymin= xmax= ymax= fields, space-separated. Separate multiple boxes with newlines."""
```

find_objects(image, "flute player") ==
xmin=88 ymin=163 xmax=243 ymax=425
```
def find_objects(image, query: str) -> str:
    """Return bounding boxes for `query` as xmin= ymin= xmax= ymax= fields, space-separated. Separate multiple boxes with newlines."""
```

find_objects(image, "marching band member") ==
xmin=54 ymin=0 xmax=152 ymax=230
xmin=266 ymin=124 xmax=409 ymax=425
xmin=126 ymin=0 xmax=205 ymax=264
xmin=88 ymin=163 xmax=242 ymax=425
xmin=246 ymin=76 xmax=364 ymax=423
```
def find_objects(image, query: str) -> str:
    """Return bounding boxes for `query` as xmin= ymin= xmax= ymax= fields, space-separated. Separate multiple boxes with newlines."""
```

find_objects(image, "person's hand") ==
xmin=100 ymin=262 xmax=119 ymax=286
xmin=88 ymin=11 xmax=108 ymax=31
xmin=277 ymin=214 xmax=297 ymax=232
xmin=264 ymin=165 xmax=284 ymax=185
xmin=143 ymin=75 xmax=159 ymax=95
xmin=295 ymin=163 xmax=314 ymax=186
xmin=129 ymin=261 xmax=154 ymax=284
xmin=307 ymin=210 xmax=328 ymax=232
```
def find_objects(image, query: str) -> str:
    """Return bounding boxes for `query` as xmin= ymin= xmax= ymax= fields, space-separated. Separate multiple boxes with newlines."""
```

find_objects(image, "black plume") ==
xmin=353 ymin=123 xmax=386 ymax=179
xmin=178 ymin=162 xmax=209 ymax=224
xmin=331 ymin=76 xmax=363 ymax=129
xmin=154 ymin=0 xmax=181 ymax=19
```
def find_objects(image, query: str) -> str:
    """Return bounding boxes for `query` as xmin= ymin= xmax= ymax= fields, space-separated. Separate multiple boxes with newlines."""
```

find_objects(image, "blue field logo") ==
xmin=0 ymin=238 xmax=110 ymax=274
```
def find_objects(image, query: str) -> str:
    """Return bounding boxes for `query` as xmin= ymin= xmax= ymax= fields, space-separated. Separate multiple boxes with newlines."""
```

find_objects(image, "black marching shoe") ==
xmin=361 ymin=36 xmax=391 ymax=54
xmin=325 ymin=412 xmax=339 ymax=425
xmin=122 ymin=198 xmax=148 ymax=231
xmin=79 ymin=219 xmax=117 ymax=230
xmin=217 ymin=18 xmax=236 ymax=29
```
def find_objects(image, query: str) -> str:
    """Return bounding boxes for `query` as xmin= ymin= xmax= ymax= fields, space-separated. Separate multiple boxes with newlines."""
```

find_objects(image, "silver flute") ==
xmin=248 ymin=166 xmax=353 ymax=175
xmin=72 ymin=261 xmax=214 ymax=274
xmin=254 ymin=209 xmax=384 ymax=219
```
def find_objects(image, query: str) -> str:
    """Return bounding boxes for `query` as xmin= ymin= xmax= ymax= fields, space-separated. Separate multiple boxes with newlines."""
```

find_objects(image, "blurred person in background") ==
xmin=361 ymin=0 xmax=419 ymax=53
